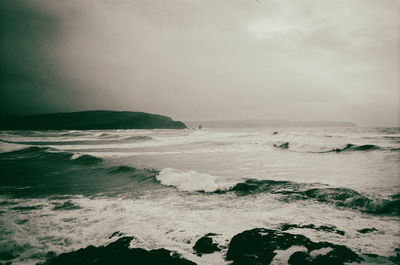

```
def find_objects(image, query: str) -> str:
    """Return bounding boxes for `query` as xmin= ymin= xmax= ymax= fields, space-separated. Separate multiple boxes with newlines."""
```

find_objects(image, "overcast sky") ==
xmin=1 ymin=0 xmax=399 ymax=126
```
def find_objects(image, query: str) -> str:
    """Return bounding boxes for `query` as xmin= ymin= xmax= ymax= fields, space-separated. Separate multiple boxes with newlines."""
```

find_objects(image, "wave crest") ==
xmin=224 ymin=179 xmax=400 ymax=215
xmin=272 ymin=142 xmax=389 ymax=153
xmin=70 ymin=154 xmax=103 ymax=165
xmin=328 ymin=144 xmax=382 ymax=152
xmin=220 ymin=179 xmax=314 ymax=196
xmin=154 ymin=169 xmax=399 ymax=216
xmin=0 ymin=146 xmax=104 ymax=166
xmin=156 ymin=168 xmax=236 ymax=192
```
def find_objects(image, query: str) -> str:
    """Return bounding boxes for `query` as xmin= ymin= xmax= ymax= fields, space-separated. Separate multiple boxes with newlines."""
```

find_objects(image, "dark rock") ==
xmin=364 ymin=253 xmax=379 ymax=257
xmin=192 ymin=236 xmax=220 ymax=256
xmin=204 ymin=233 xmax=219 ymax=237
xmin=318 ymin=225 xmax=344 ymax=235
xmin=0 ymin=251 xmax=15 ymax=261
xmin=52 ymin=201 xmax=81 ymax=211
xmin=46 ymin=252 xmax=57 ymax=259
xmin=280 ymin=223 xmax=345 ymax=236
xmin=226 ymin=228 xmax=312 ymax=265
xmin=280 ymin=223 xmax=299 ymax=231
xmin=312 ymin=245 xmax=362 ymax=265
xmin=288 ymin=251 xmax=312 ymax=265
xmin=37 ymin=236 xmax=196 ymax=265
xmin=357 ymin=228 xmax=377 ymax=234
xmin=225 ymin=228 xmax=362 ymax=265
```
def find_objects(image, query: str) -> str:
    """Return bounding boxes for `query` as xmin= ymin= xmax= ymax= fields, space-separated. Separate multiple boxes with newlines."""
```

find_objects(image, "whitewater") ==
xmin=0 ymin=127 xmax=399 ymax=264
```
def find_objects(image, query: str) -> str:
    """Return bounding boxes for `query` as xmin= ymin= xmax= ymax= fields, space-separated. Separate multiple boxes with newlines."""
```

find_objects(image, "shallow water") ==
xmin=0 ymin=127 xmax=399 ymax=264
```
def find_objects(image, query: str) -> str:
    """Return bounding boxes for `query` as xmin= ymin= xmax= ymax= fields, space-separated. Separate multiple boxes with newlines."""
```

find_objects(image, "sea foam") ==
xmin=156 ymin=168 xmax=236 ymax=192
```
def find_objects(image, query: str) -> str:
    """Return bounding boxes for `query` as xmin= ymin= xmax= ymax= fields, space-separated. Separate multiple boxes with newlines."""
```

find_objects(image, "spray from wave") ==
xmin=156 ymin=168 xmax=236 ymax=192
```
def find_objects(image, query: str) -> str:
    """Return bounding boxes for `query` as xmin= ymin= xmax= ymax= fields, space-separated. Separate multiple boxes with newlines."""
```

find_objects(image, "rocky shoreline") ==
xmin=33 ymin=227 xmax=384 ymax=265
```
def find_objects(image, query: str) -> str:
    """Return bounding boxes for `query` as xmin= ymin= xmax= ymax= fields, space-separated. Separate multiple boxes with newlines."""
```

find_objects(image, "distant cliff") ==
xmin=185 ymin=120 xmax=357 ymax=128
xmin=0 ymin=111 xmax=187 ymax=130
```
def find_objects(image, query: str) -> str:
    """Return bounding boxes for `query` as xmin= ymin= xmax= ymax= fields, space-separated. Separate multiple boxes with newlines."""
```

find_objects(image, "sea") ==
xmin=0 ymin=127 xmax=399 ymax=264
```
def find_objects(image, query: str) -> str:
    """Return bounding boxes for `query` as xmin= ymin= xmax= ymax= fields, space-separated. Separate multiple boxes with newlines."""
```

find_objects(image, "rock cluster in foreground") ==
xmin=192 ymin=234 xmax=220 ymax=256
xmin=36 ymin=228 xmax=367 ymax=265
xmin=226 ymin=228 xmax=363 ymax=265
xmin=37 ymin=236 xmax=195 ymax=265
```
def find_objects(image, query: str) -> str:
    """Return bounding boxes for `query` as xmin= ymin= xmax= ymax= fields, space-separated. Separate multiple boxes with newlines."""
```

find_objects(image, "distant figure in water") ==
xmin=198 ymin=125 xmax=202 ymax=129
xmin=273 ymin=131 xmax=278 ymax=135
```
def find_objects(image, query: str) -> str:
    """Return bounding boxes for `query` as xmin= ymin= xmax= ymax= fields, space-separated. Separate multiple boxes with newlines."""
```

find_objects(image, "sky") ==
xmin=0 ymin=0 xmax=399 ymax=126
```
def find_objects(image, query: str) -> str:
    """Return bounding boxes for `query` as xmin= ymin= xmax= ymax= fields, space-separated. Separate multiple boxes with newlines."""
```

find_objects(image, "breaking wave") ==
xmin=153 ymin=169 xmax=399 ymax=216
xmin=300 ymin=187 xmax=399 ymax=215
xmin=218 ymin=179 xmax=400 ymax=216
xmin=272 ymin=142 xmax=392 ymax=153
xmin=156 ymin=168 xmax=236 ymax=192
xmin=0 ymin=146 xmax=159 ymax=197
xmin=325 ymin=144 xmax=383 ymax=152
xmin=0 ymin=146 xmax=104 ymax=165
xmin=215 ymin=179 xmax=317 ymax=195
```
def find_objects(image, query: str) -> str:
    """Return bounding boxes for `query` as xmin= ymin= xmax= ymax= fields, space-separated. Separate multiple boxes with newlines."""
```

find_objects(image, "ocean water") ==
xmin=0 ymin=127 xmax=399 ymax=264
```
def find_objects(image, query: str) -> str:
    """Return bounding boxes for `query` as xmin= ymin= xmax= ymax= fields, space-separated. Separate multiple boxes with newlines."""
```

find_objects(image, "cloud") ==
xmin=1 ymin=1 xmax=62 ymax=113
xmin=0 ymin=0 xmax=398 ymax=126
